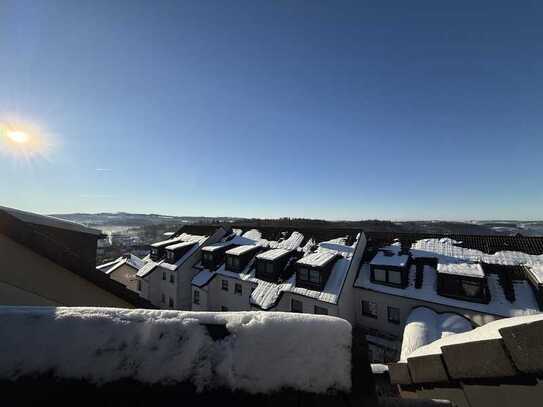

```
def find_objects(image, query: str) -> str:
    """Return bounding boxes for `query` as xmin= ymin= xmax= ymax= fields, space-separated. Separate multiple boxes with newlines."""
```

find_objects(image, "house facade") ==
xmin=135 ymin=225 xmax=230 ymax=309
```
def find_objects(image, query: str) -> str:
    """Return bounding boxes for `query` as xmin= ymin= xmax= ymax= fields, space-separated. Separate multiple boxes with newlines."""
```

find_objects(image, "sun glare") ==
xmin=7 ymin=130 xmax=29 ymax=144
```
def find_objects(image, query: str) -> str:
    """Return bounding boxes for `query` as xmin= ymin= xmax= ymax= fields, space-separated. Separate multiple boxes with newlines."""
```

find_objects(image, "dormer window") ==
xmin=295 ymin=252 xmax=340 ymax=291
xmin=255 ymin=248 xmax=292 ymax=283
xmin=201 ymin=243 xmax=235 ymax=271
xmin=150 ymin=237 xmax=183 ymax=261
xmin=164 ymin=241 xmax=196 ymax=264
xmin=370 ymin=250 xmax=410 ymax=288
xmin=225 ymin=245 xmax=261 ymax=273
xmin=436 ymin=263 xmax=490 ymax=304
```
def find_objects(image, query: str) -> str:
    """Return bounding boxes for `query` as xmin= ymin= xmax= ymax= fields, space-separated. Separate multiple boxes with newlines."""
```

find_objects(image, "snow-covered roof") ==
xmin=256 ymin=248 xmax=291 ymax=261
xmin=192 ymin=270 xmax=214 ymax=287
xmin=97 ymin=254 xmax=145 ymax=275
xmin=411 ymin=237 xmax=543 ymax=266
xmin=297 ymin=252 xmax=338 ymax=268
xmin=400 ymin=307 xmax=473 ymax=361
xmin=0 ymin=307 xmax=352 ymax=394
xmin=408 ymin=313 xmax=543 ymax=359
xmin=165 ymin=241 xmax=196 ymax=251
xmin=201 ymin=241 xmax=234 ymax=252
xmin=370 ymin=251 xmax=409 ymax=268
xmin=0 ymin=205 xmax=103 ymax=236
xmin=226 ymin=245 xmax=260 ymax=256
xmin=355 ymin=263 xmax=540 ymax=318
xmin=136 ymin=260 xmax=162 ymax=278
xmin=527 ymin=264 xmax=543 ymax=284
xmin=356 ymin=236 xmax=543 ymax=318
xmin=151 ymin=237 xmax=182 ymax=248
xmin=437 ymin=262 xmax=485 ymax=278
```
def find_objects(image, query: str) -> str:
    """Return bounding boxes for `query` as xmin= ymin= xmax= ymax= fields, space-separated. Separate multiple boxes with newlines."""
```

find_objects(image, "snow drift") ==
xmin=0 ymin=307 xmax=352 ymax=394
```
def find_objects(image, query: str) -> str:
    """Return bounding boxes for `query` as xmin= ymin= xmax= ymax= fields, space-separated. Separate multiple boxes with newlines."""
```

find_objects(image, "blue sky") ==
xmin=1 ymin=0 xmax=542 ymax=220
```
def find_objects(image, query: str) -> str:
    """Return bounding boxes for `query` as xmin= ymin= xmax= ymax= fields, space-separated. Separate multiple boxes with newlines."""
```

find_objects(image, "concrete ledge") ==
xmin=441 ymin=338 xmax=516 ymax=379
xmin=388 ymin=362 xmax=412 ymax=385
xmin=500 ymin=320 xmax=543 ymax=375
xmin=407 ymin=355 xmax=449 ymax=384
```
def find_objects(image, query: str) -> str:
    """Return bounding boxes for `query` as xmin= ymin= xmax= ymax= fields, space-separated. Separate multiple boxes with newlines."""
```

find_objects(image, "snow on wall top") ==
xmin=408 ymin=313 xmax=543 ymax=359
xmin=0 ymin=307 xmax=352 ymax=394
xmin=256 ymin=248 xmax=291 ymax=261
xmin=400 ymin=307 xmax=473 ymax=361
xmin=437 ymin=262 xmax=485 ymax=278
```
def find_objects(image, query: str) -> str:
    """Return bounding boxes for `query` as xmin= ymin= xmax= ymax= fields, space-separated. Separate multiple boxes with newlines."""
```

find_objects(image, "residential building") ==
xmin=192 ymin=227 xmax=367 ymax=324
xmin=354 ymin=232 xmax=543 ymax=361
xmin=0 ymin=205 xmax=150 ymax=308
xmin=136 ymin=225 xmax=230 ymax=309
xmin=96 ymin=254 xmax=145 ymax=292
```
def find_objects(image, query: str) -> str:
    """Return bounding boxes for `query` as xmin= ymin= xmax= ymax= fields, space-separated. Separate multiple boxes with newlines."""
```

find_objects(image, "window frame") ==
xmin=193 ymin=290 xmax=200 ymax=305
xmin=221 ymin=279 xmax=229 ymax=291
xmin=387 ymin=306 xmax=400 ymax=324
xmin=362 ymin=300 xmax=378 ymax=319
xmin=234 ymin=283 xmax=242 ymax=296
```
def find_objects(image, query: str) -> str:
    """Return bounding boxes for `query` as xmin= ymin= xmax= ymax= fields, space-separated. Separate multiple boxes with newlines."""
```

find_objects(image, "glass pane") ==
xmin=388 ymin=270 xmax=402 ymax=284
xmin=309 ymin=270 xmax=320 ymax=283
xmin=299 ymin=268 xmax=308 ymax=280
xmin=266 ymin=262 xmax=274 ymax=274
xmin=462 ymin=280 xmax=482 ymax=297
xmin=374 ymin=268 xmax=387 ymax=282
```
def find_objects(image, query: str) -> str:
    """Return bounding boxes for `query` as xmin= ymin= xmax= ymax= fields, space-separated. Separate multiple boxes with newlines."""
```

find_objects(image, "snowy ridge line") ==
xmin=0 ymin=307 xmax=352 ymax=394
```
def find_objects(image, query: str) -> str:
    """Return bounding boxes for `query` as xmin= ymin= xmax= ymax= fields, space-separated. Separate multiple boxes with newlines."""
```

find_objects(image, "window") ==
xmin=170 ymin=273 xmax=175 ymax=284
xmin=373 ymin=268 xmax=403 ymax=286
xmin=226 ymin=256 xmax=233 ymax=269
xmin=137 ymin=279 xmax=141 ymax=291
xmin=314 ymin=306 xmax=328 ymax=315
xmin=265 ymin=262 xmax=274 ymax=274
xmin=203 ymin=252 xmax=213 ymax=264
xmin=309 ymin=270 xmax=320 ymax=284
xmin=374 ymin=268 xmax=387 ymax=282
xmin=234 ymin=283 xmax=242 ymax=295
xmin=256 ymin=261 xmax=265 ymax=274
xmin=298 ymin=267 xmax=308 ymax=281
xmin=221 ymin=306 xmax=229 ymax=312
xmin=291 ymin=299 xmax=303 ymax=313
xmin=232 ymin=257 xmax=240 ymax=270
xmin=169 ymin=297 xmax=174 ymax=308
xmin=193 ymin=290 xmax=200 ymax=305
xmin=461 ymin=280 xmax=482 ymax=297
xmin=162 ymin=271 xmax=166 ymax=281
xmin=387 ymin=306 xmax=400 ymax=324
xmin=161 ymin=293 xmax=165 ymax=303
xmin=388 ymin=270 xmax=402 ymax=285
xmin=221 ymin=279 xmax=229 ymax=291
xmin=362 ymin=300 xmax=378 ymax=318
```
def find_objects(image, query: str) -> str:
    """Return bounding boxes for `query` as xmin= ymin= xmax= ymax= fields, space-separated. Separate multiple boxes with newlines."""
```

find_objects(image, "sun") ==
xmin=7 ymin=130 xmax=30 ymax=144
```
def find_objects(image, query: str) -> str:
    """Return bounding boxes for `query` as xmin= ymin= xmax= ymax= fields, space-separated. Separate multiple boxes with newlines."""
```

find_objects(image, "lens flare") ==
xmin=0 ymin=119 xmax=54 ymax=164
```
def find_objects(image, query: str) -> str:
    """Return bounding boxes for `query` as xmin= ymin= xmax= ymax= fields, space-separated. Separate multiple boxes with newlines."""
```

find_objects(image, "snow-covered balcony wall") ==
xmin=388 ymin=314 xmax=543 ymax=407
xmin=0 ymin=307 xmax=376 ymax=404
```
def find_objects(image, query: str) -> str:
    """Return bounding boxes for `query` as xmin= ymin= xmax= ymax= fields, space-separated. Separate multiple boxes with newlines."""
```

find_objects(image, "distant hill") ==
xmin=50 ymin=213 xmax=543 ymax=236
